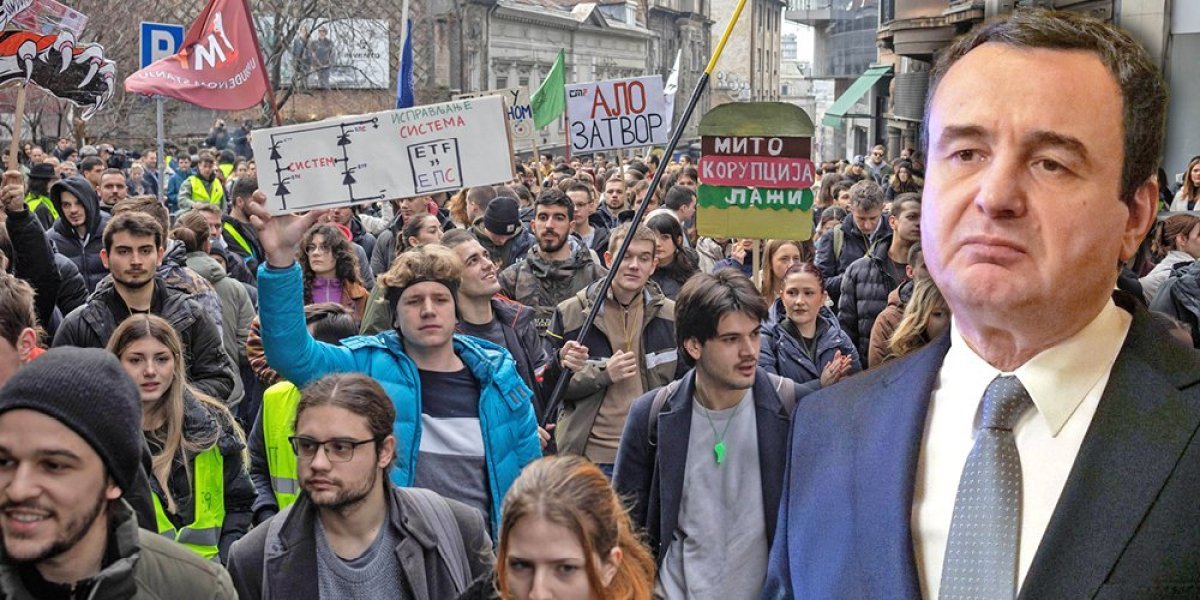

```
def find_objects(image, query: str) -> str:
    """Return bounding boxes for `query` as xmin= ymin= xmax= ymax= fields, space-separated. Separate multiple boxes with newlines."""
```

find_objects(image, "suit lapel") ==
xmin=856 ymin=332 xmax=949 ymax=598
xmin=1021 ymin=312 xmax=1200 ymax=598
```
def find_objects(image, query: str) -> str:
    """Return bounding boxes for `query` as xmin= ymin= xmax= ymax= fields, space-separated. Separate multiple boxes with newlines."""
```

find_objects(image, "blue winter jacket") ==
xmin=257 ymin=263 xmax=542 ymax=531
xmin=759 ymin=300 xmax=861 ymax=385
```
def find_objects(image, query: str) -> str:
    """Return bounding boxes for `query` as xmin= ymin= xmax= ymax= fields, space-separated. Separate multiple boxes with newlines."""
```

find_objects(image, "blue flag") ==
xmin=395 ymin=20 xmax=414 ymax=109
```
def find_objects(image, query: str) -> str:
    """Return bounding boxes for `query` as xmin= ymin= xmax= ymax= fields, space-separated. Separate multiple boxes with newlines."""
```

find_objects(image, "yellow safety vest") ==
xmin=262 ymin=381 xmax=302 ymax=510
xmin=24 ymin=193 xmax=58 ymax=221
xmin=186 ymin=175 xmax=225 ymax=207
xmin=223 ymin=221 xmax=254 ymax=259
xmin=151 ymin=447 xmax=225 ymax=561
xmin=219 ymin=163 xmax=234 ymax=179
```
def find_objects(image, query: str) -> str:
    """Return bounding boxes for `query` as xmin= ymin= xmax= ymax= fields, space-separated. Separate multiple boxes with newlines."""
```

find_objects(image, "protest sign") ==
xmin=251 ymin=95 xmax=515 ymax=213
xmin=2 ymin=0 xmax=87 ymax=36
xmin=453 ymin=87 xmax=535 ymax=140
xmin=566 ymin=75 xmax=669 ymax=154
xmin=696 ymin=102 xmax=816 ymax=240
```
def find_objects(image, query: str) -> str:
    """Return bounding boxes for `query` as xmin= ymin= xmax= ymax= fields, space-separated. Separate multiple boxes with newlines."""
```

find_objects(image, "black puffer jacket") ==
xmin=46 ymin=175 xmax=109 ymax=292
xmin=837 ymin=236 xmax=903 ymax=360
xmin=147 ymin=390 xmax=254 ymax=562
xmin=51 ymin=280 xmax=238 ymax=402
xmin=814 ymin=213 xmax=891 ymax=306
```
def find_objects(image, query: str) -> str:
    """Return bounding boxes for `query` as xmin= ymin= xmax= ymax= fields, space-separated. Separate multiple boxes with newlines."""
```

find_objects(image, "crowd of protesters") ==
xmin=0 ymin=9 xmax=1197 ymax=600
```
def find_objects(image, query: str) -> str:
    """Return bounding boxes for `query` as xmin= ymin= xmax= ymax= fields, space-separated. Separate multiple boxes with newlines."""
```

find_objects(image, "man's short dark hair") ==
xmin=565 ymin=182 xmax=593 ymax=199
xmin=101 ymin=168 xmax=124 ymax=179
xmin=229 ymin=177 xmax=258 ymax=201
xmin=925 ymin=8 xmax=1167 ymax=204
xmin=535 ymin=187 xmax=574 ymax=221
xmin=466 ymin=186 xmax=497 ymax=212
xmin=440 ymin=228 xmax=476 ymax=249
xmin=112 ymin=196 xmax=169 ymax=245
xmin=79 ymin=156 xmax=104 ymax=173
xmin=892 ymin=192 xmax=921 ymax=218
xmin=663 ymin=185 xmax=697 ymax=211
xmin=849 ymin=180 xmax=885 ymax=211
xmin=674 ymin=270 xmax=767 ymax=367
xmin=103 ymin=211 xmax=164 ymax=252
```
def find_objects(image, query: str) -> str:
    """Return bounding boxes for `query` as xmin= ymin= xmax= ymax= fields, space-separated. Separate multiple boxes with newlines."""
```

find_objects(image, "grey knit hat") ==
xmin=0 ymin=347 xmax=143 ymax=494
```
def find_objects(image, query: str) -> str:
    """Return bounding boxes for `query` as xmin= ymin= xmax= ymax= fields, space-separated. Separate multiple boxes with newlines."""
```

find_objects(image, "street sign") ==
xmin=696 ymin=102 xmax=816 ymax=240
xmin=140 ymin=22 xmax=185 ymax=69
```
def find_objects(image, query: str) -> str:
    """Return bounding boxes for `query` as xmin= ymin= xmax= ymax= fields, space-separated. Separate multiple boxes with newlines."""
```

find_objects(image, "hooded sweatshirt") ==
xmin=47 ymin=175 xmax=109 ymax=292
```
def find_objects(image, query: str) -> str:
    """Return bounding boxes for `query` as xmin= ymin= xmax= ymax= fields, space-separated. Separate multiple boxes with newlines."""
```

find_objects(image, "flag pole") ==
xmin=156 ymin=96 xmax=166 ymax=205
xmin=541 ymin=0 xmax=752 ymax=432
xmin=242 ymin=0 xmax=282 ymax=126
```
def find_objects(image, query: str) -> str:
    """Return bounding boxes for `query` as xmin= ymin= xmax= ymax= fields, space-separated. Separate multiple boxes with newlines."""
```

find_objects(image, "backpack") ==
xmin=647 ymin=373 xmax=797 ymax=447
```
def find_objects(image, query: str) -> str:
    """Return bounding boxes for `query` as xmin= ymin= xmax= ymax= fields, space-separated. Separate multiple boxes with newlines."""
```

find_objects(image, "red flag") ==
xmin=123 ymin=0 xmax=269 ymax=110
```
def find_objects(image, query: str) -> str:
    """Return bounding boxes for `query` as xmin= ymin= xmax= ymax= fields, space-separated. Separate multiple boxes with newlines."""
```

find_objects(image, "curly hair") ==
xmin=299 ymin=223 xmax=361 ymax=304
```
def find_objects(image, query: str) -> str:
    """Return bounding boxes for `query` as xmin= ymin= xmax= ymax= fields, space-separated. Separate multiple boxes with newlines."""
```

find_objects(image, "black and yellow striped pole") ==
xmin=542 ymin=0 xmax=753 ymax=432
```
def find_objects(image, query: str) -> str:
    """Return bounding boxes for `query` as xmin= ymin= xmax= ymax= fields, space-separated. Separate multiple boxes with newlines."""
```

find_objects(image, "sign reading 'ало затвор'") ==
xmin=566 ymin=75 xmax=669 ymax=154
xmin=250 ymin=96 xmax=514 ymax=213
xmin=696 ymin=103 xmax=816 ymax=240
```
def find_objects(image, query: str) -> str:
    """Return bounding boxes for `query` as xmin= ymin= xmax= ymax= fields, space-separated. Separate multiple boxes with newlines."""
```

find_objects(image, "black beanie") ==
xmin=0 ymin=347 xmax=143 ymax=495
xmin=483 ymin=196 xmax=521 ymax=236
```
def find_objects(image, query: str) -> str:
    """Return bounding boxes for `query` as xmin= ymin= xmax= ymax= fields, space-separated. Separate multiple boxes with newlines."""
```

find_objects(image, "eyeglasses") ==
xmin=304 ymin=244 xmax=332 ymax=255
xmin=289 ymin=435 xmax=379 ymax=462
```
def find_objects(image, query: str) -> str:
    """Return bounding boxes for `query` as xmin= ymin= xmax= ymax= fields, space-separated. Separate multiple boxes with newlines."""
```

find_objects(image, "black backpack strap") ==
xmin=647 ymin=380 xmax=681 ymax=447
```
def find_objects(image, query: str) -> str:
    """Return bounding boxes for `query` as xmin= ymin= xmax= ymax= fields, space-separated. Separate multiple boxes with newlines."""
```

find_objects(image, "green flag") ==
xmin=531 ymin=50 xmax=566 ymax=130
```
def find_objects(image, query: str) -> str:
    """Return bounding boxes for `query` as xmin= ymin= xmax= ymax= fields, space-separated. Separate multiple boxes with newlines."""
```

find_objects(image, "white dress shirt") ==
xmin=912 ymin=300 xmax=1132 ymax=599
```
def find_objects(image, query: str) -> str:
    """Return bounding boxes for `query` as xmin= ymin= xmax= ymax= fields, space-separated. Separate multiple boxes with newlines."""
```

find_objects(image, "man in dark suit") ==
xmin=764 ymin=9 xmax=1198 ymax=599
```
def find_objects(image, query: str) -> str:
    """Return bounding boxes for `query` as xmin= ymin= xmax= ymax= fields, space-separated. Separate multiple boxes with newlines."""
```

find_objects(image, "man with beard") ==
xmin=0 ymin=347 xmax=236 ymax=598
xmin=499 ymin=188 xmax=608 ymax=335
xmin=228 ymin=373 xmax=492 ymax=599
xmin=51 ymin=212 xmax=237 ymax=403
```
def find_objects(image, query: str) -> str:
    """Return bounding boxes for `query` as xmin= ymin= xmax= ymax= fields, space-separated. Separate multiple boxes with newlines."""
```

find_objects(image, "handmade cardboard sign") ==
xmin=0 ymin=30 xmax=115 ymax=119
xmin=453 ymin=87 xmax=535 ymax=140
xmin=566 ymin=75 xmax=668 ymax=154
xmin=251 ymin=95 xmax=515 ymax=213
xmin=696 ymin=102 xmax=816 ymax=240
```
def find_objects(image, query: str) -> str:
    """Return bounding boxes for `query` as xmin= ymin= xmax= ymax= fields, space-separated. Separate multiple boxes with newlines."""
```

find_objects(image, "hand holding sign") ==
xmin=1 ymin=170 xmax=26 ymax=214
xmin=244 ymin=189 xmax=327 ymax=268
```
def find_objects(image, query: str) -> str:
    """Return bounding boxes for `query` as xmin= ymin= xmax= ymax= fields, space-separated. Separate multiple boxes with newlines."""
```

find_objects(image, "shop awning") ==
xmin=822 ymin=65 xmax=893 ymax=128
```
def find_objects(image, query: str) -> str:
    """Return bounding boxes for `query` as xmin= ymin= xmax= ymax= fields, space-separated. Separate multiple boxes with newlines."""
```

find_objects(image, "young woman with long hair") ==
xmin=1140 ymin=213 xmax=1200 ymax=302
xmin=1169 ymin=156 xmax=1200 ymax=212
xmin=645 ymin=213 xmax=699 ymax=299
xmin=885 ymin=277 xmax=951 ymax=362
xmin=107 ymin=314 xmax=254 ymax=562
xmin=400 ymin=213 xmax=445 ymax=252
xmin=884 ymin=162 xmax=922 ymax=200
xmin=760 ymin=239 xmax=811 ymax=316
xmin=299 ymin=223 xmax=369 ymax=325
xmin=759 ymin=262 xmax=858 ymax=387
xmin=460 ymin=455 xmax=655 ymax=600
